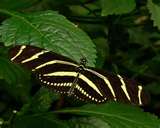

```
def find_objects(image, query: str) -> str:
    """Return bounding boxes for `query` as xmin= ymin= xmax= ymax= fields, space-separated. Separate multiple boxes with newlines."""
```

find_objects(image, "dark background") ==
xmin=0 ymin=0 xmax=160 ymax=127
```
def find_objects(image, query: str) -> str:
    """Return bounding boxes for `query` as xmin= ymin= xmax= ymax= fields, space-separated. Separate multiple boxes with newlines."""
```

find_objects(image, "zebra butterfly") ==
xmin=8 ymin=45 xmax=149 ymax=105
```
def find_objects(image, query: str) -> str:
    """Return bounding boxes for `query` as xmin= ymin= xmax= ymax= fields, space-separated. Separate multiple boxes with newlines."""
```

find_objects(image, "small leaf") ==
xmin=128 ymin=27 xmax=151 ymax=46
xmin=29 ymin=87 xmax=60 ymax=113
xmin=101 ymin=0 xmax=136 ymax=16
xmin=13 ymin=113 xmax=69 ymax=128
xmin=68 ymin=117 xmax=111 ymax=128
xmin=18 ymin=87 xmax=60 ymax=115
xmin=93 ymin=37 xmax=109 ymax=68
xmin=148 ymin=54 xmax=160 ymax=75
xmin=147 ymin=0 xmax=160 ymax=30
xmin=0 ymin=10 xmax=97 ymax=67
xmin=56 ymin=102 xmax=160 ymax=128
xmin=69 ymin=5 xmax=90 ymax=16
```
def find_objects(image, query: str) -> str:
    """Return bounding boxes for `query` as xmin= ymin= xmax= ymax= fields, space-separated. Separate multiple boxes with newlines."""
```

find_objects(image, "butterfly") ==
xmin=8 ymin=45 xmax=149 ymax=105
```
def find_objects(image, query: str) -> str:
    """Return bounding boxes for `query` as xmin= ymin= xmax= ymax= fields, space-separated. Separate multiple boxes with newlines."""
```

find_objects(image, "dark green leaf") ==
xmin=93 ymin=37 xmax=109 ymax=68
xmin=147 ymin=0 xmax=160 ymax=30
xmin=13 ymin=113 xmax=69 ymax=128
xmin=101 ymin=0 xmax=136 ymax=16
xmin=146 ymin=82 xmax=160 ymax=95
xmin=147 ymin=54 xmax=160 ymax=75
xmin=128 ymin=27 xmax=151 ymax=46
xmin=55 ymin=102 xmax=160 ymax=128
xmin=0 ymin=57 xmax=30 ymax=85
xmin=0 ymin=57 xmax=31 ymax=102
xmin=0 ymin=0 xmax=38 ymax=10
xmin=29 ymin=87 xmax=60 ymax=113
xmin=69 ymin=5 xmax=90 ymax=16
xmin=18 ymin=87 xmax=60 ymax=115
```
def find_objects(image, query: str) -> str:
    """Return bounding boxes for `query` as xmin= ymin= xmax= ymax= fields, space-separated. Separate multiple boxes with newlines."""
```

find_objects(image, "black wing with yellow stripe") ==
xmin=8 ymin=45 xmax=149 ymax=105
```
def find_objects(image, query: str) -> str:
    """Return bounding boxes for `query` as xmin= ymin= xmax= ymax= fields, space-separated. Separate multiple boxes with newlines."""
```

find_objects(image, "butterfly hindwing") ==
xmin=36 ymin=64 xmax=105 ymax=103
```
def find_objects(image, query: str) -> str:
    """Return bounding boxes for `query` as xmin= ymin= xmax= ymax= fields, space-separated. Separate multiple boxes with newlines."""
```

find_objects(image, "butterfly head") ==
xmin=80 ymin=57 xmax=87 ymax=66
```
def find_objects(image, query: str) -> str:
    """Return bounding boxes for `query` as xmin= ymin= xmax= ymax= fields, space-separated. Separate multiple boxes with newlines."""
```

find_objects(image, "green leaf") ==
xmin=0 ymin=118 xmax=4 ymax=125
xmin=101 ymin=0 xmax=136 ymax=16
xmin=69 ymin=5 xmax=90 ymax=16
xmin=0 ymin=57 xmax=30 ymax=85
xmin=0 ymin=10 xmax=97 ymax=67
xmin=13 ymin=113 xmax=69 ymax=128
xmin=29 ymin=87 xmax=60 ymax=113
xmin=18 ymin=87 xmax=60 ymax=115
xmin=56 ymin=102 xmax=160 ymax=128
xmin=147 ymin=0 xmax=160 ymax=30
xmin=68 ymin=117 xmax=111 ymax=128
xmin=0 ymin=0 xmax=38 ymax=10
xmin=0 ymin=57 xmax=31 ymax=102
xmin=93 ymin=37 xmax=109 ymax=68
xmin=148 ymin=54 xmax=160 ymax=75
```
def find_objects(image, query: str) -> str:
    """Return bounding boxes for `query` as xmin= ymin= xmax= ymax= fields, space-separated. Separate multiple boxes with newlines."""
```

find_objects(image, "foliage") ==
xmin=147 ymin=0 xmax=160 ymax=29
xmin=101 ymin=0 xmax=136 ymax=16
xmin=0 ymin=0 xmax=160 ymax=128
xmin=56 ymin=102 xmax=160 ymax=128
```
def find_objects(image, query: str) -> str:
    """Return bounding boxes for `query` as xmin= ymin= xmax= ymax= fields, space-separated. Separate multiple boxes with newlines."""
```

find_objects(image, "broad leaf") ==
xmin=0 ymin=10 xmax=96 ymax=67
xmin=55 ymin=102 xmax=160 ymax=128
xmin=147 ymin=0 xmax=160 ymax=30
xmin=101 ymin=0 xmax=136 ymax=16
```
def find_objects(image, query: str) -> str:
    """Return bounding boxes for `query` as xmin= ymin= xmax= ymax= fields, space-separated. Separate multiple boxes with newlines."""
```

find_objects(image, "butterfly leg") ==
xmin=67 ymin=73 xmax=80 ymax=96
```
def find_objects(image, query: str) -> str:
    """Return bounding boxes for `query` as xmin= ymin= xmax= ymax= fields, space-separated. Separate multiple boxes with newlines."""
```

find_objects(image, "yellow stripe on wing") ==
xmin=138 ymin=85 xmax=143 ymax=105
xmin=117 ymin=74 xmax=131 ymax=102
xmin=21 ymin=50 xmax=49 ymax=63
xmin=32 ymin=60 xmax=78 ymax=71
xmin=11 ymin=45 xmax=26 ymax=61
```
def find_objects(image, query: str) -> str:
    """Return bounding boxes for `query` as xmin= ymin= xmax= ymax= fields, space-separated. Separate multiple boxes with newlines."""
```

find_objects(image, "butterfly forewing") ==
xmin=9 ymin=45 xmax=78 ymax=71
xmin=9 ymin=45 xmax=149 ymax=105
